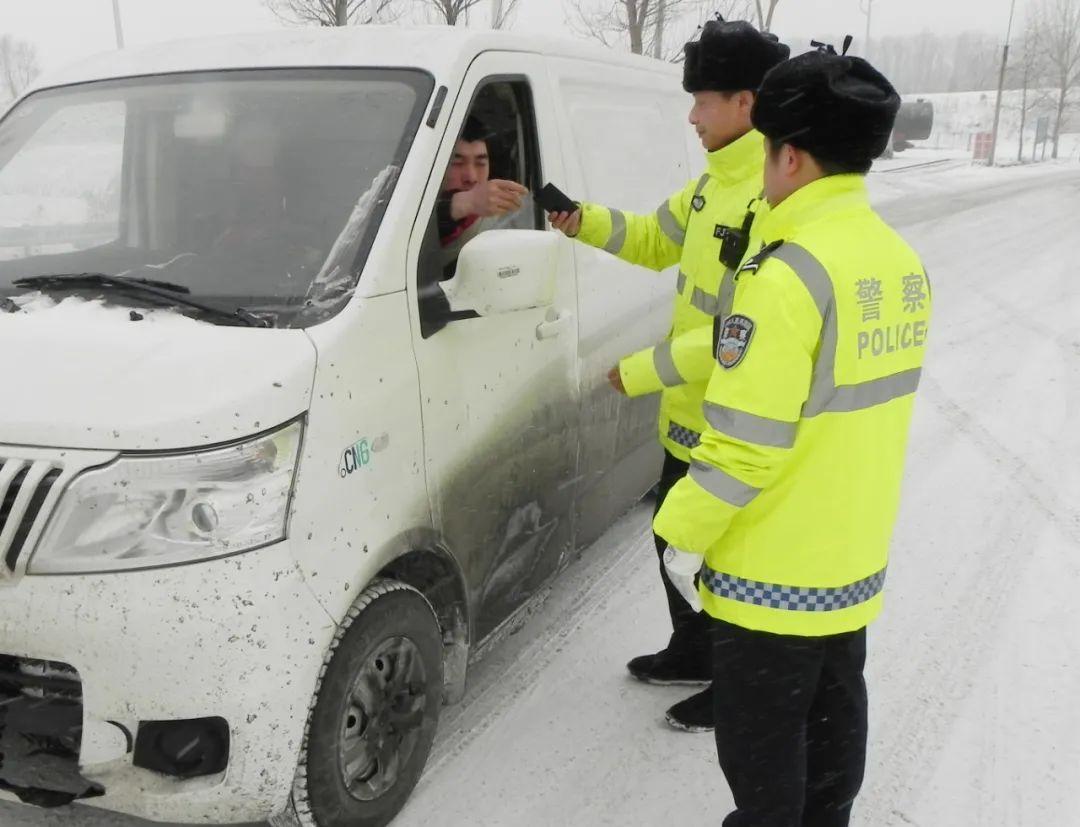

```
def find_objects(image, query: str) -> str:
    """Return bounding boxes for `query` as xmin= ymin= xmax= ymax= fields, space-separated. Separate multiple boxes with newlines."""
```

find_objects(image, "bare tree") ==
xmin=570 ymin=0 xmax=755 ymax=58
xmin=949 ymin=31 xmax=1001 ymax=92
xmin=570 ymin=0 xmax=657 ymax=54
xmin=418 ymin=0 xmax=483 ymax=25
xmin=873 ymin=32 xmax=946 ymax=93
xmin=869 ymin=30 xmax=1036 ymax=95
xmin=1032 ymin=0 xmax=1080 ymax=158
xmin=491 ymin=0 xmax=521 ymax=29
xmin=653 ymin=0 xmax=669 ymax=58
xmin=0 ymin=35 xmax=41 ymax=103
xmin=754 ymin=0 xmax=781 ymax=31
xmin=658 ymin=0 xmax=756 ymax=60
xmin=264 ymin=0 xmax=401 ymax=26
xmin=1009 ymin=25 xmax=1052 ymax=160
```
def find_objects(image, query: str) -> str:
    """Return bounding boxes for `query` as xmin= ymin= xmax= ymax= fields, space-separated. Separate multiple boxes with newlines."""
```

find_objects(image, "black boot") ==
xmin=626 ymin=649 xmax=711 ymax=687
xmin=664 ymin=685 xmax=714 ymax=733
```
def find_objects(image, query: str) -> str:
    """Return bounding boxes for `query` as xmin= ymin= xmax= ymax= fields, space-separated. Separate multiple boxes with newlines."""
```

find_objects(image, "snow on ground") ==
xmin=3 ymin=159 xmax=1080 ymax=827
xmin=858 ymin=159 xmax=1080 ymax=827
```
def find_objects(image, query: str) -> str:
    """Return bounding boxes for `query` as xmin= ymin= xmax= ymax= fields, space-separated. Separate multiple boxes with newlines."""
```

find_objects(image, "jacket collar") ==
xmin=760 ymin=174 xmax=870 ymax=243
xmin=704 ymin=129 xmax=765 ymax=186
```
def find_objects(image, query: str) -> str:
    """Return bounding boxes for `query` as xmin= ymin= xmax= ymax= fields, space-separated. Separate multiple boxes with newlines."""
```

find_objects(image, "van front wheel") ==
xmin=287 ymin=580 xmax=444 ymax=827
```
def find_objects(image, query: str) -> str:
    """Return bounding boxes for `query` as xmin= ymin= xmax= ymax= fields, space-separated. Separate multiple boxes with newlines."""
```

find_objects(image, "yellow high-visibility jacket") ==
xmin=654 ymin=174 xmax=932 ymax=636
xmin=576 ymin=130 xmax=766 ymax=460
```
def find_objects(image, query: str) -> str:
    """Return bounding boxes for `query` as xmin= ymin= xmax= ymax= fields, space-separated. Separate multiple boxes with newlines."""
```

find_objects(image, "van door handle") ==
xmin=536 ymin=310 xmax=573 ymax=341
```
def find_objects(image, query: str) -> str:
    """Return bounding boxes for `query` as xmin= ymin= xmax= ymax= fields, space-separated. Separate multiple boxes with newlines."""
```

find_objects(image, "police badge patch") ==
xmin=717 ymin=314 xmax=755 ymax=369
xmin=691 ymin=195 xmax=706 ymax=212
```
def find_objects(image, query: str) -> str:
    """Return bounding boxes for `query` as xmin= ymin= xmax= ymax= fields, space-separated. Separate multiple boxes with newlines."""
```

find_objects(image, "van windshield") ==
xmin=0 ymin=68 xmax=431 ymax=327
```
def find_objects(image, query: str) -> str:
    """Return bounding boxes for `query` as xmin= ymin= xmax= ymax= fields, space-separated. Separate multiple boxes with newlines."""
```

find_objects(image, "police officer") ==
xmin=653 ymin=45 xmax=931 ymax=826
xmin=550 ymin=19 xmax=789 ymax=732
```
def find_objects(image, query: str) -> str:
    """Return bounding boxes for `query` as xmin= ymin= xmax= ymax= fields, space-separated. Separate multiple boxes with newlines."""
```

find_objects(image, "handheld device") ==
xmin=536 ymin=182 xmax=579 ymax=215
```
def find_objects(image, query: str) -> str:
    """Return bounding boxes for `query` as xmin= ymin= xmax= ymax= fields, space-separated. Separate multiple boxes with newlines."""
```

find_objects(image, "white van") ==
xmin=0 ymin=26 xmax=699 ymax=826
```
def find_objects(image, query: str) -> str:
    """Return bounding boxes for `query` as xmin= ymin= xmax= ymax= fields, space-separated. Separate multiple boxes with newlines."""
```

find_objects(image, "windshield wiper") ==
xmin=12 ymin=273 xmax=269 ymax=328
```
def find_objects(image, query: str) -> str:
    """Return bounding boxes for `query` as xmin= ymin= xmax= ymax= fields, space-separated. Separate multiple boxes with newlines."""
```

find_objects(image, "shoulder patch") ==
xmin=691 ymin=195 xmax=706 ymax=212
xmin=717 ymin=314 xmax=755 ymax=369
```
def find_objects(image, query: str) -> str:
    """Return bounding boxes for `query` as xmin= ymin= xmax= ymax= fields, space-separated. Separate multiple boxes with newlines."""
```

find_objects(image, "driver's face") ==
xmin=443 ymin=139 xmax=490 ymax=193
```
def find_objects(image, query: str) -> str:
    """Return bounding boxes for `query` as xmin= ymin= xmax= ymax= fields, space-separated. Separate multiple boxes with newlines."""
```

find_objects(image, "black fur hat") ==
xmin=682 ymin=20 xmax=791 ymax=94
xmin=751 ymin=50 xmax=901 ymax=166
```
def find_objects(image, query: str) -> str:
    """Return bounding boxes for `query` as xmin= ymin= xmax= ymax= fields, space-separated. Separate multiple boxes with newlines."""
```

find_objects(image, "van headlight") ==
xmin=29 ymin=421 xmax=303 ymax=575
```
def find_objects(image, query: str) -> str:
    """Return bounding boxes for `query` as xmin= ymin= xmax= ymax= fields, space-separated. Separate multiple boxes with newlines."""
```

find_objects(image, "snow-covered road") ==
xmin=4 ymin=159 xmax=1079 ymax=827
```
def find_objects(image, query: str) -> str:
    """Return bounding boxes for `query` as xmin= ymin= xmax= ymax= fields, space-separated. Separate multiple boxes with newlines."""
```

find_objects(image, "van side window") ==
xmin=417 ymin=78 xmax=542 ymax=338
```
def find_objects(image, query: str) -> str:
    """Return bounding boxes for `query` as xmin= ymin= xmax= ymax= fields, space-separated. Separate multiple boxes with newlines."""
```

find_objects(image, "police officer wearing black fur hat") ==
xmin=653 ymin=42 xmax=932 ymax=825
xmin=551 ymin=17 xmax=790 ymax=734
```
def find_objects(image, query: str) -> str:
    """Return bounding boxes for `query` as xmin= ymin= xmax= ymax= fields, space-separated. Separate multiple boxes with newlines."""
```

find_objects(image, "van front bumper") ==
xmin=0 ymin=540 xmax=335 ymax=824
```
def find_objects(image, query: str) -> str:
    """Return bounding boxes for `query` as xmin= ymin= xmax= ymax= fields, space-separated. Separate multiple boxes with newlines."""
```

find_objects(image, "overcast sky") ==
xmin=2 ymin=0 xmax=1022 ymax=76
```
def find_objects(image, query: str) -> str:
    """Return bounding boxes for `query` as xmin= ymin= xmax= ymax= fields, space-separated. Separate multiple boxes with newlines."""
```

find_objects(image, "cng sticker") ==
xmin=339 ymin=439 xmax=371 ymax=478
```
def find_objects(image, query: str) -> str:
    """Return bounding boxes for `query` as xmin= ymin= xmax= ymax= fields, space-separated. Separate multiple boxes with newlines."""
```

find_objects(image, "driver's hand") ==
xmin=608 ymin=366 xmax=626 ymax=395
xmin=549 ymin=209 xmax=582 ymax=238
xmin=458 ymin=180 xmax=529 ymax=218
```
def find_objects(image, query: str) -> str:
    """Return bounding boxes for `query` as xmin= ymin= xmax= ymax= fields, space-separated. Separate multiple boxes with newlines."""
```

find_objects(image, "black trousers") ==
xmin=653 ymin=450 xmax=711 ymax=665
xmin=711 ymin=619 xmax=868 ymax=827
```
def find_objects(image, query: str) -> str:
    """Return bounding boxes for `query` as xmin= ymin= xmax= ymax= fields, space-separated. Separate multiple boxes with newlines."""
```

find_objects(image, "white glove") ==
xmin=663 ymin=547 xmax=704 ymax=613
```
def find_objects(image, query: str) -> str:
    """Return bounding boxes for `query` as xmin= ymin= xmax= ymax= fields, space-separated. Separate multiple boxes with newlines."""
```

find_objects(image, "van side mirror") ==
xmin=442 ymin=230 xmax=557 ymax=317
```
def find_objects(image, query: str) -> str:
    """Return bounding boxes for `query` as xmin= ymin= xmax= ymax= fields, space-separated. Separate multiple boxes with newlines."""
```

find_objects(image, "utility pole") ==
xmin=112 ymin=0 xmax=125 ymax=49
xmin=988 ymin=0 xmax=1018 ymax=167
xmin=860 ymin=0 xmax=874 ymax=60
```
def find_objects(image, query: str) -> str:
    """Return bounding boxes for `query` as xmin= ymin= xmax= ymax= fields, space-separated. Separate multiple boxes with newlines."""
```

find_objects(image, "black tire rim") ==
xmin=338 ymin=635 xmax=428 ymax=802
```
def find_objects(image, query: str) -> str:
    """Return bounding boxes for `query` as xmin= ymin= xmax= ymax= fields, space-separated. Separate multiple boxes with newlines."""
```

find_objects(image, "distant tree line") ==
xmin=793 ymin=0 xmax=1079 ymax=158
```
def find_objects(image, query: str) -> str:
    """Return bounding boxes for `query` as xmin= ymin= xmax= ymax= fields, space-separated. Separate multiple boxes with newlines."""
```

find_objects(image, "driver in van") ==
xmin=437 ymin=115 xmax=529 ymax=272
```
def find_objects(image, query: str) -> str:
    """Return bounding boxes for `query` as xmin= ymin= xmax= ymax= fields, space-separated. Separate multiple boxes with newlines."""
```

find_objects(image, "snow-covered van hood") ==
xmin=0 ymin=297 xmax=315 ymax=451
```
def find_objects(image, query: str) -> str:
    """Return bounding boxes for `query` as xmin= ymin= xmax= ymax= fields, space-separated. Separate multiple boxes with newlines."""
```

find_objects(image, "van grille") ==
xmin=0 ymin=457 xmax=64 ymax=574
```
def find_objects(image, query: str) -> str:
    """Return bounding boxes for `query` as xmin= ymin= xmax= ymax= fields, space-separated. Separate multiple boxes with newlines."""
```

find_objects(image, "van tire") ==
xmin=278 ymin=579 xmax=444 ymax=827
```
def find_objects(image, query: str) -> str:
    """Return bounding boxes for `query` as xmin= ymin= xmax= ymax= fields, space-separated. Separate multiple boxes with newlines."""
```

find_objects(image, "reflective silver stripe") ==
xmin=700 ymin=565 xmax=887 ymax=612
xmin=693 ymin=173 xmax=710 ymax=200
xmin=604 ymin=207 xmax=627 ymax=254
xmin=676 ymin=271 xmax=722 ymax=317
xmin=689 ymin=459 xmax=760 ymax=507
xmin=768 ymin=243 xmax=922 ymax=417
xmin=653 ymin=341 xmax=686 ymax=387
xmin=716 ymin=266 xmax=737 ymax=319
xmin=817 ymin=368 xmax=922 ymax=414
xmin=656 ymin=202 xmax=686 ymax=246
xmin=765 ymin=243 xmax=835 ymax=415
xmin=689 ymin=286 xmax=721 ymax=317
xmin=768 ymin=242 xmax=833 ymax=318
xmin=704 ymin=403 xmax=798 ymax=449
